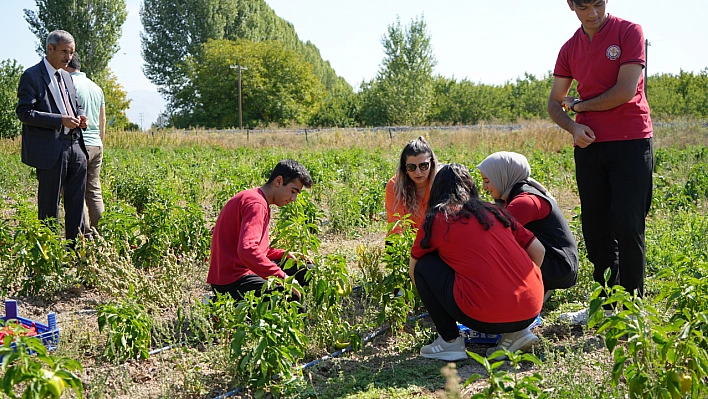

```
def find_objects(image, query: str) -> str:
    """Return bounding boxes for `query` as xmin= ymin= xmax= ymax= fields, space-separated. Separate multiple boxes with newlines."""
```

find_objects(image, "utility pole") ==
xmin=644 ymin=39 xmax=651 ymax=97
xmin=230 ymin=65 xmax=248 ymax=130
xmin=139 ymin=112 xmax=144 ymax=131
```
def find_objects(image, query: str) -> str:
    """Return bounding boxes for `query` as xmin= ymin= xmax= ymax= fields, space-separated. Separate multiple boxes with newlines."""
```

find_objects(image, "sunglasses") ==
xmin=405 ymin=161 xmax=431 ymax=173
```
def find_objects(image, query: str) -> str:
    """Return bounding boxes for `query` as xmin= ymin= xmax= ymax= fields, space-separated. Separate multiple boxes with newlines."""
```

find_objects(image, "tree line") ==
xmin=1 ymin=1 xmax=707 ymax=138
xmin=141 ymin=5 xmax=708 ymax=129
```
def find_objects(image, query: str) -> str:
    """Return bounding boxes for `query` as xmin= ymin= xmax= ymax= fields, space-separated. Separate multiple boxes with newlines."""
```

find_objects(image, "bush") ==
xmin=0 ymin=59 xmax=22 ymax=139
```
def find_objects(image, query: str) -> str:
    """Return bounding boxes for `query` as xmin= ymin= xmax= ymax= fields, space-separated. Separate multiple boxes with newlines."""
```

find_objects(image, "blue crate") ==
xmin=1 ymin=299 xmax=59 ymax=352
xmin=458 ymin=314 xmax=542 ymax=345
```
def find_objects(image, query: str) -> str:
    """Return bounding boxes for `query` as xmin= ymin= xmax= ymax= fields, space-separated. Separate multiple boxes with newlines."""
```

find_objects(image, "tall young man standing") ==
xmin=207 ymin=159 xmax=314 ymax=302
xmin=548 ymin=0 xmax=653 ymax=324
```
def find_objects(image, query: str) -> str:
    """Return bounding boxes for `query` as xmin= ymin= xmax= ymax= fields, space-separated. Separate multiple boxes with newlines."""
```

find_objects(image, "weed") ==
xmin=466 ymin=349 xmax=548 ymax=398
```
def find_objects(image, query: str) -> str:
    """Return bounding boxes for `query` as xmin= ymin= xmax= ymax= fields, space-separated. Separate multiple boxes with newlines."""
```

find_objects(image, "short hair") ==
xmin=570 ymin=0 xmax=600 ymax=5
xmin=267 ymin=159 xmax=313 ymax=188
xmin=46 ymin=30 xmax=75 ymax=49
xmin=67 ymin=53 xmax=81 ymax=70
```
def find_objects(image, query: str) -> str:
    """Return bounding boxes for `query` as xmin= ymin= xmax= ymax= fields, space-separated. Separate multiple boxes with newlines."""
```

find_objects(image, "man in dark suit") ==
xmin=16 ymin=30 xmax=89 ymax=243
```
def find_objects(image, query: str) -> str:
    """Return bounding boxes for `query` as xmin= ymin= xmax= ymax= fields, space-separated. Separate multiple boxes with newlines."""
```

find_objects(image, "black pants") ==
xmin=211 ymin=260 xmax=310 ymax=302
xmin=414 ymin=252 xmax=537 ymax=341
xmin=574 ymin=138 xmax=653 ymax=297
xmin=36 ymin=138 xmax=87 ymax=242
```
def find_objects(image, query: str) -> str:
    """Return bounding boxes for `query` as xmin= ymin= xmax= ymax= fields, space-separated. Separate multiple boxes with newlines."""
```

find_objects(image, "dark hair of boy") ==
xmin=68 ymin=52 xmax=81 ymax=70
xmin=267 ymin=159 xmax=313 ymax=188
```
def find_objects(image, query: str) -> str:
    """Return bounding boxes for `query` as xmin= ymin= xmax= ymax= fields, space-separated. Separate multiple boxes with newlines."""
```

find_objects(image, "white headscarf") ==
xmin=476 ymin=151 xmax=553 ymax=201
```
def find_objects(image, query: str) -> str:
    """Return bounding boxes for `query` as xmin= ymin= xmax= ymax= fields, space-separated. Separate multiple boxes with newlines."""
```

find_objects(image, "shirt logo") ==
xmin=606 ymin=45 xmax=621 ymax=61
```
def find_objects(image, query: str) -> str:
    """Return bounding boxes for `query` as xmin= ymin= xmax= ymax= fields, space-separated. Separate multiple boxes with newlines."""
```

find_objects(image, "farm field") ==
xmin=1 ymin=121 xmax=707 ymax=399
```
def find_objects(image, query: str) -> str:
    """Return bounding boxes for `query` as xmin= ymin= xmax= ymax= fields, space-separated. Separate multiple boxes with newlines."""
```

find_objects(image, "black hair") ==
xmin=420 ymin=164 xmax=514 ymax=249
xmin=571 ymin=0 xmax=602 ymax=5
xmin=68 ymin=53 xmax=81 ymax=70
xmin=267 ymin=159 xmax=313 ymax=188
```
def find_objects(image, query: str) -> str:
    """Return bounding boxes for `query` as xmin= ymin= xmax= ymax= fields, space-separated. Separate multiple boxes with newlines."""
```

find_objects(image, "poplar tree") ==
xmin=376 ymin=16 xmax=437 ymax=126
xmin=140 ymin=0 xmax=351 ymax=122
xmin=24 ymin=0 xmax=128 ymax=79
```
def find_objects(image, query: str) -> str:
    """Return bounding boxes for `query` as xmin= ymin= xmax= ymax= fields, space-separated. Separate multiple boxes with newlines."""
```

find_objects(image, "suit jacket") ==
xmin=16 ymin=60 xmax=88 ymax=169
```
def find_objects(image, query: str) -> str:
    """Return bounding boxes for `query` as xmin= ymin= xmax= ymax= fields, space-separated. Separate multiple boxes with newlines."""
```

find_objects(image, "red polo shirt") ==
xmin=554 ymin=14 xmax=652 ymax=143
xmin=411 ymin=210 xmax=543 ymax=324
xmin=207 ymin=188 xmax=287 ymax=286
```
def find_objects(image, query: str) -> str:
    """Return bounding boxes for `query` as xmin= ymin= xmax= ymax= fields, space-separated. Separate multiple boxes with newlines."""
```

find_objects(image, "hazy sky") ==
xmin=4 ymin=0 xmax=708 ymax=123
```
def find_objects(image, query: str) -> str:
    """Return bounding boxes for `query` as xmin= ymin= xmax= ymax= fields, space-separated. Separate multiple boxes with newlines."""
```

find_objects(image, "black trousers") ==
xmin=574 ymin=138 xmax=653 ymax=297
xmin=36 ymin=137 xmax=87 ymax=242
xmin=211 ymin=260 xmax=310 ymax=302
xmin=414 ymin=252 xmax=537 ymax=341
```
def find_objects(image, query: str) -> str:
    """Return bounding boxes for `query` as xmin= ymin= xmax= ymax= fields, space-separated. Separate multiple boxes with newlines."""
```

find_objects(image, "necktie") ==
xmin=55 ymin=71 xmax=76 ymax=119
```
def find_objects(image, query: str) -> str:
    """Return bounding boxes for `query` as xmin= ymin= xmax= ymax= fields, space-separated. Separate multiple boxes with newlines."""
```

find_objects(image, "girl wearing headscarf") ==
xmin=385 ymin=136 xmax=439 ymax=236
xmin=410 ymin=164 xmax=545 ymax=361
xmin=477 ymin=151 xmax=579 ymax=301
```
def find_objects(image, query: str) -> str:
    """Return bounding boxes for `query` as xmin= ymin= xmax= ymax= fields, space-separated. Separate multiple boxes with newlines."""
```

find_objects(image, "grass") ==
xmin=1 ymin=120 xmax=707 ymax=398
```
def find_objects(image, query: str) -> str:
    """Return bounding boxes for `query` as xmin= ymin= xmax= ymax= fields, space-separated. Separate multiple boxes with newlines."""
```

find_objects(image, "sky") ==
xmin=4 ymin=0 xmax=708 ymax=127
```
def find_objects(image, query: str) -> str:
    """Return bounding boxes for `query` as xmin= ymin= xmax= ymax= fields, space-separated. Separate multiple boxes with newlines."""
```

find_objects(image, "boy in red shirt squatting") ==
xmin=410 ymin=164 xmax=546 ymax=361
xmin=207 ymin=159 xmax=314 ymax=302
xmin=548 ymin=0 xmax=653 ymax=324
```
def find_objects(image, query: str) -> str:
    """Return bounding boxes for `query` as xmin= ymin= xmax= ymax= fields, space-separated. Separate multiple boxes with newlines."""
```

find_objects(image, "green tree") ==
xmin=509 ymin=73 xmax=555 ymax=120
xmin=648 ymin=69 xmax=708 ymax=120
xmin=0 ymin=59 xmax=23 ymax=139
xmin=375 ymin=15 xmax=437 ymax=126
xmin=24 ymin=0 xmax=127 ymax=79
xmin=140 ymin=0 xmax=239 ymax=112
xmin=310 ymin=81 xmax=358 ymax=128
xmin=94 ymin=70 xmax=134 ymax=131
xmin=428 ymin=76 xmax=514 ymax=125
xmin=141 ymin=0 xmax=352 ymax=120
xmin=356 ymin=79 xmax=388 ymax=127
xmin=174 ymin=39 xmax=325 ymax=128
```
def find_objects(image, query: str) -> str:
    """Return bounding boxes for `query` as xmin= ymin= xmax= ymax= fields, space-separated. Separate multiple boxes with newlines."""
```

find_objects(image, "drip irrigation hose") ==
xmin=207 ymin=312 xmax=430 ymax=399
xmin=148 ymin=341 xmax=186 ymax=356
xmin=299 ymin=312 xmax=429 ymax=370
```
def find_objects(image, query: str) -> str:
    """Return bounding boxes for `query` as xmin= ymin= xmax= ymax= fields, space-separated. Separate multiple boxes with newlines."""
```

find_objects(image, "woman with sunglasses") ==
xmin=410 ymin=164 xmax=545 ymax=361
xmin=477 ymin=152 xmax=578 ymax=303
xmin=385 ymin=136 xmax=439 ymax=236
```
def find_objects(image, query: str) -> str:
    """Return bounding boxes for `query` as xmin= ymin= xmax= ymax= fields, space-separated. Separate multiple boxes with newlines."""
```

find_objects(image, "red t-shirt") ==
xmin=411 ymin=210 xmax=543 ymax=323
xmin=206 ymin=188 xmax=287 ymax=286
xmin=554 ymin=14 xmax=652 ymax=143
xmin=506 ymin=193 xmax=551 ymax=226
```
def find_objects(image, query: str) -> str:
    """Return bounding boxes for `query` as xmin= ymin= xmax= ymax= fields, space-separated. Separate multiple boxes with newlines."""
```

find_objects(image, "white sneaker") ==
xmin=420 ymin=335 xmax=468 ymax=361
xmin=485 ymin=328 xmax=539 ymax=359
xmin=559 ymin=308 xmax=614 ymax=325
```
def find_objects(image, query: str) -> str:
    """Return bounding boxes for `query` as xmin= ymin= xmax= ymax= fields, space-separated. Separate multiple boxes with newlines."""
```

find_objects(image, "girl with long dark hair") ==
xmin=409 ymin=164 xmax=545 ymax=361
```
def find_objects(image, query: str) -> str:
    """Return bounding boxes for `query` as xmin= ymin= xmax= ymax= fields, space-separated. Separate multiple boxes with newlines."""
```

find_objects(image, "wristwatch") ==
xmin=570 ymin=98 xmax=583 ymax=113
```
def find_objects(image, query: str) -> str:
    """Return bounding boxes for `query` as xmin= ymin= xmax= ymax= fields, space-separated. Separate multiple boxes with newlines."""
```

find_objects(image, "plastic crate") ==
xmin=458 ymin=314 xmax=542 ymax=345
xmin=1 ymin=299 xmax=59 ymax=352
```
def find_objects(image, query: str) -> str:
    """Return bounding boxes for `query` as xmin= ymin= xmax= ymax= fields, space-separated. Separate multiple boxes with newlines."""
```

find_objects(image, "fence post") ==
xmin=305 ymin=129 xmax=309 ymax=143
